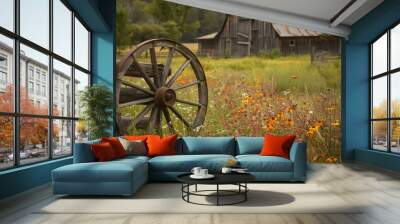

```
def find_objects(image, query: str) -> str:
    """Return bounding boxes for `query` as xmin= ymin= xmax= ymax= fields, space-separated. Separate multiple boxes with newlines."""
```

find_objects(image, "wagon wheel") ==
xmin=116 ymin=39 xmax=208 ymax=135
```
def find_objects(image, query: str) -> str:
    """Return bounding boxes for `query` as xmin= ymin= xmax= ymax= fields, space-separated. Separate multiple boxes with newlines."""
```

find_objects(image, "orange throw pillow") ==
xmin=101 ymin=137 xmax=126 ymax=158
xmin=146 ymin=134 xmax=177 ymax=157
xmin=260 ymin=134 xmax=296 ymax=159
xmin=91 ymin=142 xmax=117 ymax=161
xmin=124 ymin=135 xmax=149 ymax=141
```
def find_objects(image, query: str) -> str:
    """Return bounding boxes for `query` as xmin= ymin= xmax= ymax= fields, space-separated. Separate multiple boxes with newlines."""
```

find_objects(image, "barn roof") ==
xmin=196 ymin=19 xmax=322 ymax=40
xmin=272 ymin=24 xmax=321 ymax=37
xmin=196 ymin=32 xmax=218 ymax=40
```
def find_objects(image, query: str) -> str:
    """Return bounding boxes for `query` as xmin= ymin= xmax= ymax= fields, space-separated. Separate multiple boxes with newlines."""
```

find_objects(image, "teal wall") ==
xmin=0 ymin=0 xmax=116 ymax=200
xmin=343 ymin=0 xmax=400 ymax=170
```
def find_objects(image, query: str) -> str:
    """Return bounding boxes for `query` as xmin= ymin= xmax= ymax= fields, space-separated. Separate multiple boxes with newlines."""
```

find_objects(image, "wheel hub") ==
xmin=155 ymin=87 xmax=176 ymax=107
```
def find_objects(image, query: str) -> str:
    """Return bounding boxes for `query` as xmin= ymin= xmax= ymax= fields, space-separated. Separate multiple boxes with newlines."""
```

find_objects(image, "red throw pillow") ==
xmin=124 ymin=135 xmax=149 ymax=141
xmin=101 ymin=137 xmax=126 ymax=158
xmin=146 ymin=134 xmax=177 ymax=157
xmin=91 ymin=142 xmax=117 ymax=161
xmin=260 ymin=134 xmax=296 ymax=159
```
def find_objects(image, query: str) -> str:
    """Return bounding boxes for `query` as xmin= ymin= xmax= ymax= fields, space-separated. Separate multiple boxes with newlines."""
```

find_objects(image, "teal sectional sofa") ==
xmin=52 ymin=137 xmax=307 ymax=196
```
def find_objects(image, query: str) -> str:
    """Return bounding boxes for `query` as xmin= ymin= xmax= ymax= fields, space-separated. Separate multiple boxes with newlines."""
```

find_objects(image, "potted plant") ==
xmin=79 ymin=84 xmax=113 ymax=140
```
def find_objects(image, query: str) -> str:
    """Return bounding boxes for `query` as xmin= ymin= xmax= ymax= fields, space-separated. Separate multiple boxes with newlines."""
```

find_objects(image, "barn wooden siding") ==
xmin=197 ymin=15 xmax=341 ymax=57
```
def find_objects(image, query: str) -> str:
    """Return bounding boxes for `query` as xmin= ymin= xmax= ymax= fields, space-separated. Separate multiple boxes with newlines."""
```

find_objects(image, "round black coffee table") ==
xmin=177 ymin=173 xmax=255 ymax=206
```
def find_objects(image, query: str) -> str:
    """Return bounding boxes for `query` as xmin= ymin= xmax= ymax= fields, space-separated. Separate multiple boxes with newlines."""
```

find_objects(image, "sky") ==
xmin=0 ymin=0 xmax=89 ymax=70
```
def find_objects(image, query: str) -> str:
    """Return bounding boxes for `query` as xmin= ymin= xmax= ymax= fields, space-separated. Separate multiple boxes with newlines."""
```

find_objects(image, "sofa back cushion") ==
xmin=236 ymin=137 xmax=264 ymax=155
xmin=73 ymin=139 xmax=100 ymax=163
xmin=178 ymin=137 xmax=235 ymax=155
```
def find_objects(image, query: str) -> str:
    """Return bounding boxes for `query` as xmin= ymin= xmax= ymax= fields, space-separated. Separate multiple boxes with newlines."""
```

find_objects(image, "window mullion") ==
xmin=388 ymin=30 xmax=391 ymax=152
xmin=48 ymin=0 xmax=54 ymax=160
xmin=13 ymin=0 xmax=21 ymax=167
xmin=71 ymin=10 xmax=76 ymax=155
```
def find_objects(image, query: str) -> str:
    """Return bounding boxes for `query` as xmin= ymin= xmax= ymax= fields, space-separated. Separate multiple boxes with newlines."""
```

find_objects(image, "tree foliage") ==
xmin=0 ymin=85 xmax=58 ymax=149
xmin=79 ymin=84 xmax=113 ymax=140
xmin=116 ymin=0 xmax=225 ymax=45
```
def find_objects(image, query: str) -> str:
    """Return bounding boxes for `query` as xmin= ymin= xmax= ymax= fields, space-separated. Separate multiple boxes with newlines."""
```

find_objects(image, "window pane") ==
xmin=372 ymin=33 xmax=387 ymax=76
xmin=20 ymin=44 xmax=49 ymax=115
xmin=75 ymin=120 xmax=88 ymax=143
xmin=391 ymin=120 xmax=400 ymax=153
xmin=392 ymin=24 xmax=400 ymax=70
xmin=391 ymin=72 xmax=400 ymax=118
xmin=20 ymin=0 xmax=49 ymax=49
xmin=74 ymin=69 xmax=89 ymax=118
xmin=53 ymin=59 xmax=72 ymax=117
xmin=0 ymin=35 xmax=14 ymax=112
xmin=0 ymin=0 xmax=14 ymax=31
xmin=53 ymin=119 xmax=72 ymax=157
xmin=53 ymin=0 xmax=72 ymax=60
xmin=20 ymin=117 xmax=49 ymax=165
xmin=0 ymin=116 xmax=14 ymax=170
xmin=372 ymin=121 xmax=388 ymax=151
xmin=372 ymin=77 xmax=387 ymax=119
xmin=75 ymin=18 xmax=89 ymax=70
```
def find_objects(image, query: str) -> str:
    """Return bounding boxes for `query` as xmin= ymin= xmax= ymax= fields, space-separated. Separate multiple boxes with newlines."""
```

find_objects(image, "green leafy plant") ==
xmin=79 ymin=84 xmax=113 ymax=140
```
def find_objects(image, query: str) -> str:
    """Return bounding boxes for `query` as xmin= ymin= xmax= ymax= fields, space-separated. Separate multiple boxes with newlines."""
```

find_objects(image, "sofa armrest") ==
xmin=289 ymin=142 xmax=307 ymax=181
xmin=73 ymin=140 xmax=100 ymax=163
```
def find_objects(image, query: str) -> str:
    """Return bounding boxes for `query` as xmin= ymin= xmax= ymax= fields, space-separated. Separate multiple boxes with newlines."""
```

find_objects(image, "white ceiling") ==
xmin=165 ymin=0 xmax=384 ymax=38
xmin=227 ymin=0 xmax=352 ymax=22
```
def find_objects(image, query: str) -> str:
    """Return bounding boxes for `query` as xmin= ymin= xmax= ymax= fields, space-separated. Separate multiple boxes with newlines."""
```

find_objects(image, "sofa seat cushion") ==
xmin=149 ymin=154 xmax=235 ymax=172
xmin=236 ymin=155 xmax=293 ymax=172
xmin=117 ymin=155 xmax=150 ymax=162
xmin=53 ymin=159 xmax=147 ymax=183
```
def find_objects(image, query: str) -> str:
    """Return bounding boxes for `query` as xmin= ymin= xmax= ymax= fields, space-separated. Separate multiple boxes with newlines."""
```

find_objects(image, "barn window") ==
xmin=289 ymin=40 xmax=296 ymax=47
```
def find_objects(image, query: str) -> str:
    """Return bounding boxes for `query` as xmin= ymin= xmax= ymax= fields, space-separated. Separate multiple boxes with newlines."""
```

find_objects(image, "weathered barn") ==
xmin=197 ymin=15 xmax=341 ymax=57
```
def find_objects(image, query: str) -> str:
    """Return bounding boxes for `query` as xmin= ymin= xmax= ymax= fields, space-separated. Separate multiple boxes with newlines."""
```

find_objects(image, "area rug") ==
xmin=37 ymin=183 xmax=362 ymax=214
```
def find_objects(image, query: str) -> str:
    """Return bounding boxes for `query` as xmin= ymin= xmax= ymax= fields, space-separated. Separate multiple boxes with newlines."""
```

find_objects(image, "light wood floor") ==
xmin=1 ymin=162 xmax=400 ymax=224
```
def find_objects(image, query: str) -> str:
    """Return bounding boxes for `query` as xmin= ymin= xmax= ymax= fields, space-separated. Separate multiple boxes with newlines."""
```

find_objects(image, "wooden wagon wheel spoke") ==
xmin=119 ymin=97 xmax=154 ymax=107
xmin=168 ymin=106 xmax=191 ymax=129
xmin=148 ymin=106 xmax=161 ymax=134
xmin=174 ymin=81 xmax=200 ymax=91
xmin=133 ymin=103 xmax=154 ymax=125
xmin=166 ymin=59 xmax=191 ymax=88
xmin=162 ymin=107 xmax=175 ymax=133
xmin=161 ymin=47 xmax=174 ymax=86
xmin=118 ymin=79 xmax=154 ymax=96
xmin=149 ymin=47 xmax=160 ymax=87
xmin=131 ymin=55 xmax=157 ymax=91
xmin=176 ymin=98 xmax=202 ymax=107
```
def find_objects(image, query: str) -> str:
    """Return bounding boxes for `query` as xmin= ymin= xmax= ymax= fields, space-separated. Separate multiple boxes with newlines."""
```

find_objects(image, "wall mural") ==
xmin=116 ymin=0 xmax=342 ymax=163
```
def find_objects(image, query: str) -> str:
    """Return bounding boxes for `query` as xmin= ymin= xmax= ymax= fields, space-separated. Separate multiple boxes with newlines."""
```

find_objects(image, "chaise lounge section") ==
xmin=52 ymin=137 xmax=307 ymax=196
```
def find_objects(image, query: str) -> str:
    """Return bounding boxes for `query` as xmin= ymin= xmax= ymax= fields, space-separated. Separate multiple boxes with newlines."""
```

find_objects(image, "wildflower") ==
xmin=255 ymin=92 xmax=264 ymax=98
xmin=331 ymin=120 xmax=340 ymax=127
